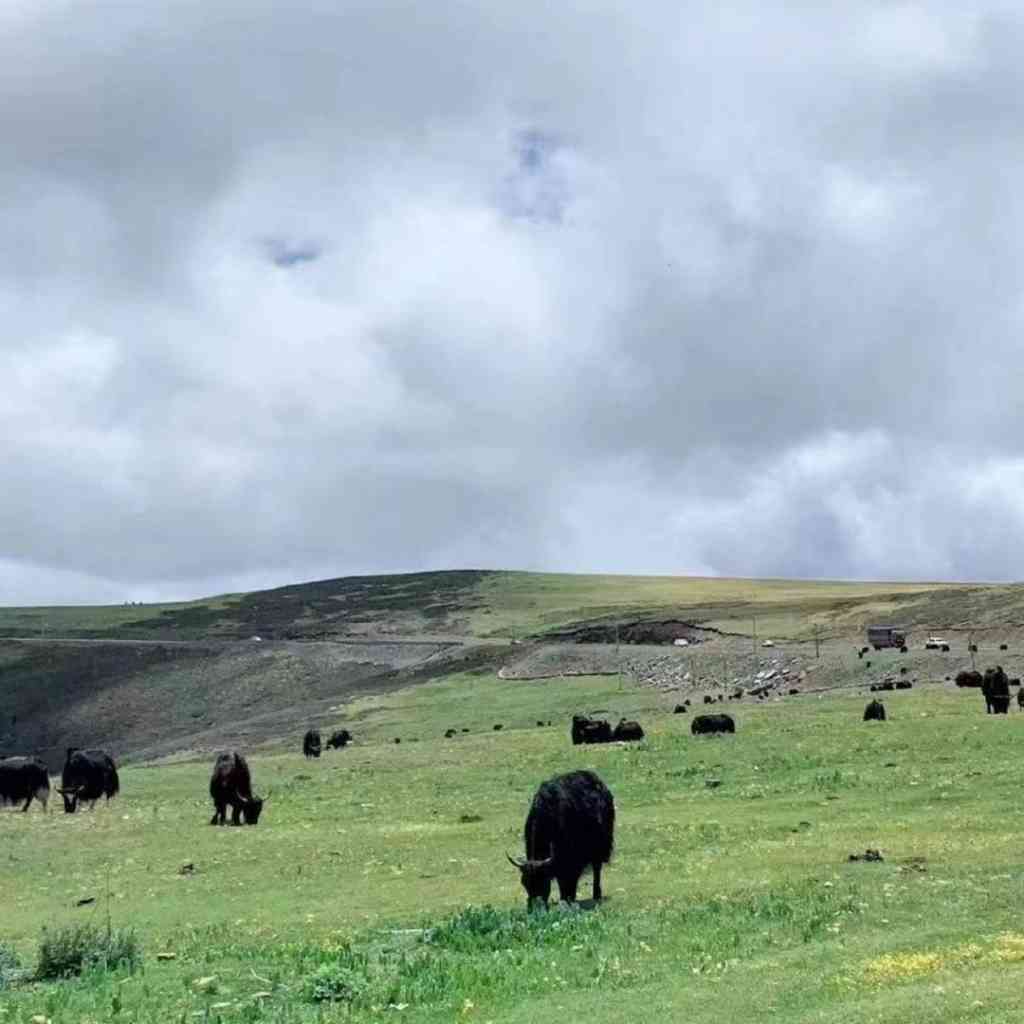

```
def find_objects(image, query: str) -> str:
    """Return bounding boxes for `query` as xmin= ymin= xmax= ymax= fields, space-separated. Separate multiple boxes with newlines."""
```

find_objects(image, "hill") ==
xmin=3 ymin=570 xmax=1024 ymax=766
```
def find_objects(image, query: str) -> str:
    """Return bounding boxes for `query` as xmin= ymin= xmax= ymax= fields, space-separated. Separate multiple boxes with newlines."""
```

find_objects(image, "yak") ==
xmin=508 ymin=769 xmax=615 ymax=909
xmin=691 ymin=713 xmax=735 ymax=736
xmin=0 ymin=755 xmax=50 ymax=812
xmin=58 ymin=748 xmax=119 ymax=813
xmin=956 ymin=670 xmax=983 ymax=688
xmin=673 ymin=704 xmax=688 ymax=714
xmin=570 ymin=715 xmax=612 ymax=745
xmin=1018 ymin=688 xmax=1024 ymax=711
xmin=302 ymin=729 xmax=321 ymax=759
xmin=209 ymin=752 xmax=264 ymax=825
xmin=612 ymin=719 xmax=644 ymax=742
xmin=444 ymin=728 xmax=458 ymax=738
xmin=326 ymin=729 xmax=352 ymax=750
xmin=863 ymin=699 xmax=886 ymax=722
xmin=983 ymin=666 xmax=1011 ymax=714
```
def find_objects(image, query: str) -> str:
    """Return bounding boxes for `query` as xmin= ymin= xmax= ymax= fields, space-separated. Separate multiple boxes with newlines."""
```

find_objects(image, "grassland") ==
xmin=3 ymin=670 xmax=1024 ymax=1023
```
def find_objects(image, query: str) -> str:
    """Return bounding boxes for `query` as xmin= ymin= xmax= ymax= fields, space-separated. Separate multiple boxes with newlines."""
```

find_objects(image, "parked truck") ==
xmin=867 ymin=625 xmax=907 ymax=650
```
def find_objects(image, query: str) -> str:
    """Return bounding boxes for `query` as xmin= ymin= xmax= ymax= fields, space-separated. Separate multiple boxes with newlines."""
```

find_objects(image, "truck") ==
xmin=867 ymin=625 xmax=907 ymax=650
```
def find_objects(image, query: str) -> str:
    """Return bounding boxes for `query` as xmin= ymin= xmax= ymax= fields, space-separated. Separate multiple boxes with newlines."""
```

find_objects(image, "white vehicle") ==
xmin=924 ymin=636 xmax=949 ymax=651
xmin=761 ymin=639 xmax=775 ymax=648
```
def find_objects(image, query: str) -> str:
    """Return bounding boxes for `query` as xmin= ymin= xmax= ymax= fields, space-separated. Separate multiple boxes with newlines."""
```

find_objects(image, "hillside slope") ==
xmin=3 ymin=569 xmax=1024 ymax=766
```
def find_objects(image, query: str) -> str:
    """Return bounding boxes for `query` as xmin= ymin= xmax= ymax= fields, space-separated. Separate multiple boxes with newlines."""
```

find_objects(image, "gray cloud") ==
xmin=3 ymin=1 xmax=1024 ymax=604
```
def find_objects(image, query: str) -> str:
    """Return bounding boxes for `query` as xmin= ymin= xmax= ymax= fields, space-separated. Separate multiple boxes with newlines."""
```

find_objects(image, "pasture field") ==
xmin=2 ymin=671 xmax=1024 ymax=1022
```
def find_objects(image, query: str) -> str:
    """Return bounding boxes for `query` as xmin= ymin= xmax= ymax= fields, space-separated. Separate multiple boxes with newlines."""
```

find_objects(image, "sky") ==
xmin=3 ymin=1 xmax=1024 ymax=605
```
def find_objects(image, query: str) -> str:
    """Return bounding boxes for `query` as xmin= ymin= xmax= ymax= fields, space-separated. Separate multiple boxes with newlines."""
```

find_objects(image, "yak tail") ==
xmin=106 ymin=767 xmax=120 ymax=799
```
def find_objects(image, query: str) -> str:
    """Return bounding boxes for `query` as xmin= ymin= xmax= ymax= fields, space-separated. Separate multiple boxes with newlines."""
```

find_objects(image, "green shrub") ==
xmin=0 ymin=943 xmax=23 ymax=990
xmin=36 ymin=923 xmax=140 ymax=980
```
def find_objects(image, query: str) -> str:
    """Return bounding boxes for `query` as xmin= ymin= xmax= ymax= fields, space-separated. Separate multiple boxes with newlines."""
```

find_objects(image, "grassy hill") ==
xmin=5 ymin=569 xmax=1023 ymax=643
xmin=4 ymin=570 xmax=1024 ymax=768
xmin=2 ymin=675 xmax=1024 ymax=1023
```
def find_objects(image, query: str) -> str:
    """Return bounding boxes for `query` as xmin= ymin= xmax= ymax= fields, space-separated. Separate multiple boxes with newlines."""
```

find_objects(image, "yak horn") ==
xmin=506 ymin=852 xmax=525 ymax=869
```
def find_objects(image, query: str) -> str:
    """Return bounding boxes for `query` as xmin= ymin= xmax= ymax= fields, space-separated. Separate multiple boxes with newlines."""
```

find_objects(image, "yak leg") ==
xmin=230 ymin=801 xmax=243 ymax=826
xmin=591 ymin=862 xmax=603 ymax=902
xmin=557 ymin=874 xmax=579 ymax=904
xmin=210 ymin=802 xmax=226 ymax=825
xmin=21 ymin=794 xmax=32 ymax=812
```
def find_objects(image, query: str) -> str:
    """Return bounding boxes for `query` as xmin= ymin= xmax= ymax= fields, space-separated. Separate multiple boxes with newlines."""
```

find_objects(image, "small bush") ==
xmin=36 ymin=923 xmax=140 ymax=980
xmin=303 ymin=959 xmax=372 ymax=1003
xmin=0 ymin=943 xmax=23 ymax=990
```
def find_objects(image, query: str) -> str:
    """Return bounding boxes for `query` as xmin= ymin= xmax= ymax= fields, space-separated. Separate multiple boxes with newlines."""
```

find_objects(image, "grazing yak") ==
xmin=982 ymin=666 xmax=1011 ymax=714
xmin=571 ymin=715 xmax=612 ymax=745
xmin=673 ymin=704 xmax=688 ymax=714
xmin=508 ymin=769 xmax=615 ymax=908
xmin=863 ymin=699 xmax=886 ymax=722
xmin=612 ymin=719 xmax=644 ymax=742
xmin=326 ymin=729 xmax=351 ymax=750
xmin=1018 ymin=689 xmax=1024 ymax=711
xmin=0 ymin=755 xmax=50 ymax=812
xmin=58 ymin=748 xmax=119 ymax=813
xmin=691 ymin=713 xmax=735 ymax=736
xmin=444 ymin=728 xmax=458 ymax=738
xmin=209 ymin=752 xmax=264 ymax=825
xmin=302 ymin=729 xmax=321 ymax=759
xmin=956 ymin=670 xmax=983 ymax=688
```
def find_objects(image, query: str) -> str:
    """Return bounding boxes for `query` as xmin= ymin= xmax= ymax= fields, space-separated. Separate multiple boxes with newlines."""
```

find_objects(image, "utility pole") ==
xmin=814 ymin=623 xmax=822 ymax=659
xmin=969 ymin=630 xmax=976 ymax=672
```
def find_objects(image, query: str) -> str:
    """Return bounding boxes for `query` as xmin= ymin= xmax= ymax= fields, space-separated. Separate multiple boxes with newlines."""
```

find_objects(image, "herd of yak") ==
xmin=0 ymin=664 xmax=1020 ymax=908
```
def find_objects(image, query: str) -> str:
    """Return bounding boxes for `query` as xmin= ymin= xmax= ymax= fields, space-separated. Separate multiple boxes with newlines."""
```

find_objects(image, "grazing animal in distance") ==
xmin=444 ymin=728 xmax=458 ymax=738
xmin=58 ymin=748 xmax=119 ymax=813
xmin=493 ymin=724 xmax=503 ymax=731
xmin=0 ymin=755 xmax=50 ymax=812
xmin=956 ymin=670 xmax=983 ymax=688
xmin=673 ymin=703 xmax=688 ymax=714
xmin=302 ymin=729 xmax=321 ymax=759
xmin=209 ymin=752 xmax=264 ymax=825
xmin=863 ymin=699 xmax=886 ymax=722
xmin=508 ymin=769 xmax=615 ymax=909
xmin=612 ymin=719 xmax=644 ymax=742
xmin=326 ymin=729 xmax=351 ymax=750
xmin=896 ymin=680 xmax=912 ymax=690
xmin=691 ymin=713 xmax=735 ymax=736
xmin=570 ymin=715 xmax=612 ymax=745
xmin=1018 ymin=689 xmax=1024 ymax=711
xmin=983 ymin=666 xmax=1011 ymax=714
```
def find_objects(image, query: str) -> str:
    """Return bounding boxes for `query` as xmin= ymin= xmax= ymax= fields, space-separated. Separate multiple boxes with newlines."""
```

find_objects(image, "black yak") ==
xmin=444 ymin=728 xmax=458 ymax=738
xmin=896 ymin=680 xmax=913 ymax=690
xmin=58 ymin=748 xmax=119 ymax=813
xmin=326 ymin=729 xmax=351 ymax=750
xmin=0 ymin=756 xmax=50 ymax=812
xmin=507 ymin=769 xmax=615 ymax=908
xmin=209 ymin=752 xmax=264 ymax=825
xmin=983 ymin=666 xmax=1011 ymax=714
xmin=302 ymin=729 xmax=321 ymax=759
xmin=863 ymin=699 xmax=886 ymax=722
xmin=570 ymin=715 xmax=612 ymax=745
xmin=1018 ymin=689 xmax=1024 ymax=711
xmin=673 ymin=704 xmax=688 ymax=714
xmin=691 ymin=713 xmax=735 ymax=736
xmin=612 ymin=719 xmax=644 ymax=742
xmin=956 ymin=670 xmax=983 ymax=688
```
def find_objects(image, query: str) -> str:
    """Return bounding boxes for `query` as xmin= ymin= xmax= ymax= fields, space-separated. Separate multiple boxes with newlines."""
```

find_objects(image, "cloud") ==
xmin=2 ymin=1 xmax=1024 ymax=603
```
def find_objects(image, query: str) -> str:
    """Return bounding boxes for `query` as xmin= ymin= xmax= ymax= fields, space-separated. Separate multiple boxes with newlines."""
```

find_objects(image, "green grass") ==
xmin=3 ymin=672 xmax=1024 ymax=1021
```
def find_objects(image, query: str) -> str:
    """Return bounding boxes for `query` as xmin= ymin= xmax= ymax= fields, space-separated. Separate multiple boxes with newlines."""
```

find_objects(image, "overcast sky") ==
xmin=4 ymin=2 xmax=1024 ymax=605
